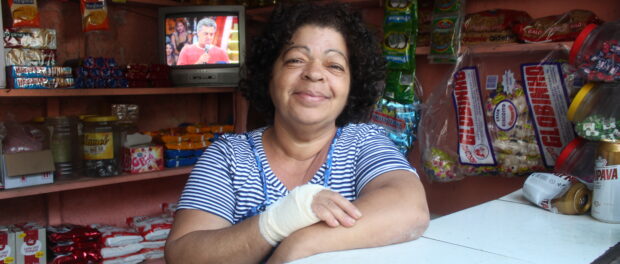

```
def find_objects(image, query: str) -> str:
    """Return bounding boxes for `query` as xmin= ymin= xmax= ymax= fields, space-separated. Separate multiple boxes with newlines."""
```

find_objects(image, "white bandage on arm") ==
xmin=258 ymin=184 xmax=327 ymax=246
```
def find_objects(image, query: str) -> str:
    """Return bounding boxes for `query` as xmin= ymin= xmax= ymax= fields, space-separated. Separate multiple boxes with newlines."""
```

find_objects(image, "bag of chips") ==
xmin=81 ymin=0 xmax=110 ymax=32
xmin=9 ymin=0 xmax=40 ymax=27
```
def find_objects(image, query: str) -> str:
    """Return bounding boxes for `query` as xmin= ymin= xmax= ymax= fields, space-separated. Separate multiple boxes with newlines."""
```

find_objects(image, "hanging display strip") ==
xmin=521 ymin=63 xmax=574 ymax=167
xmin=452 ymin=67 xmax=496 ymax=166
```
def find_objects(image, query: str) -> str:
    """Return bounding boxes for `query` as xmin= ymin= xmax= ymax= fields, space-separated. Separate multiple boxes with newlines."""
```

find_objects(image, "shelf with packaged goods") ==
xmin=0 ymin=166 xmax=192 ymax=200
xmin=246 ymin=0 xmax=381 ymax=22
xmin=121 ymin=0 xmax=184 ymax=6
xmin=416 ymin=41 xmax=573 ymax=55
xmin=0 ymin=86 xmax=236 ymax=97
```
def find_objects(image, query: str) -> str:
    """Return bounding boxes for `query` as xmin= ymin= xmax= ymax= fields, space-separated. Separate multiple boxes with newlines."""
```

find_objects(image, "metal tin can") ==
xmin=553 ymin=182 xmax=592 ymax=215
xmin=592 ymin=141 xmax=620 ymax=223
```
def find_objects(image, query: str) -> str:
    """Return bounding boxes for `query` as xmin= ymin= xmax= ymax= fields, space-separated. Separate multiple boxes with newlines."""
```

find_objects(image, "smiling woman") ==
xmin=164 ymin=2 xmax=429 ymax=264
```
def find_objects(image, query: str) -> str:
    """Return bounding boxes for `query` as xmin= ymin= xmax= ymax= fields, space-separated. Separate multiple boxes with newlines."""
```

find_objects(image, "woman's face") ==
xmin=269 ymin=25 xmax=350 ymax=128
xmin=166 ymin=44 xmax=173 ymax=55
xmin=176 ymin=22 xmax=186 ymax=32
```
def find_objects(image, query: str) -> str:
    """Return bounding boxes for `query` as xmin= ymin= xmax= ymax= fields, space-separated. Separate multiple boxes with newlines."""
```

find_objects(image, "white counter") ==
xmin=291 ymin=189 xmax=620 ymax=264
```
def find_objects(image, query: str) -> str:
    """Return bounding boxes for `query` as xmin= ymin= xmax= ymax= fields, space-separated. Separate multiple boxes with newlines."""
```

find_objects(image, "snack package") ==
xmin=90 ymin=225 xmax=143 ymax=247
xmin=370 ymin=97 xmax=421 ymax=155
xmin=463 ymin=9 xmax=532 ymax=33
xmin=3 ymin=28 xmax=56 ymax=49
xmin=126 ymin=214 xmax=172 ymax=241
xmin=4 ymin=48 xmax=56 ymax=66
xmin=514 ymin=10 xmax=601 ymax=43
xmin=419 ymin=48 xmax=575 ymax=181
xmin=8 ymin=66 xmax=72 ymax=78
xmin=10 ymin=77 xmax=75 ymax=89
xmin=80 ymin=0 xmax=110 ymax=32
xmin=383 ymin=0 xmax=418 ymax=71
xmin=428 ymin=0 xmax=465 ymax=64
xmin=9 ymin=0 xmax=40 ymax=28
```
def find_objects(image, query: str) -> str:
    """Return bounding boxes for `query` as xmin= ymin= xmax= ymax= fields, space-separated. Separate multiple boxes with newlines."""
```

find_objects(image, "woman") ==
xmin=170 ymin=19 xmax=190 ymax=56
xmin=165 ymin=2 xmax=429 ymax=263
xmin=165 ymin=43 xmax=177 ymax=66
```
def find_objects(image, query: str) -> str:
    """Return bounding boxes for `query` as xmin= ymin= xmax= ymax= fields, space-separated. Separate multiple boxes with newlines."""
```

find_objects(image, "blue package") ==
xmin=165 ymin=157 xmax=198 ymax=168
xmin=164 ymin=149 xmax=194 ymax=159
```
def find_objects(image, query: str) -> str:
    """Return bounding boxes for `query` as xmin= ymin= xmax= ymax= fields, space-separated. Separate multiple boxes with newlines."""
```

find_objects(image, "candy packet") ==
xmin=80 ymin=0 xmax=110 ymax=32
xmin=9 ymin=0 xmax=40 ymax=27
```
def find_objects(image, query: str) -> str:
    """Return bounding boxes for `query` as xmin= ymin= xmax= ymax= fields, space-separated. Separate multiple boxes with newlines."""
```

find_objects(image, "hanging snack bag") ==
xmin=383 ymin=0 xmax=417 ymax=71
xmin=81 ymin=0 xmax=110 ymax=32
xmin=514 ymin=10 xmax=601 ymax=43
xmin=370 ymin=97 xmax=421 ymax=155
xmin=384 ymin=70 xmax=419 ymax=104
xmin=428 ymin=0 xmax=465 ymax=64
xmin=9 ymin=0 xmax=40 ymax=28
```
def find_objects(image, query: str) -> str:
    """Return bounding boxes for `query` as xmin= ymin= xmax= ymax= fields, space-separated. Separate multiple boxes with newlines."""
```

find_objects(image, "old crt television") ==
xmin=159 ymin=5 xmax=245 ymax=87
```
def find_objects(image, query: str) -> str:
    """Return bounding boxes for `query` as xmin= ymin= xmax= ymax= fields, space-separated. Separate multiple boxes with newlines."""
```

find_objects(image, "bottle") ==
xmin=592 ymin=141 xmax=620 ymax=223
xmin=46 ymin=116 xmax=78 ymax=180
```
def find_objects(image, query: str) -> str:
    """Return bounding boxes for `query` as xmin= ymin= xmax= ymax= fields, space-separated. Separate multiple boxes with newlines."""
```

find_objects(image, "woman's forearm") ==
xmin=269 ymin=171 xmax=429 ymax=263
xmin=165 ymin=212 xmax=273 ymax=264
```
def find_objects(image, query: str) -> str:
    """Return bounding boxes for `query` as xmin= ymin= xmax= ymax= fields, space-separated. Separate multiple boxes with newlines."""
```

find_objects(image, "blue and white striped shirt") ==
xmin=177 ymin=123 xmax=416 ymax=224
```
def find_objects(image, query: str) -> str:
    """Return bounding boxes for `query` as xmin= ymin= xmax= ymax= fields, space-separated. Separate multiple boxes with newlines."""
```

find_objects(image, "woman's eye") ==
xmin=284 ymin=58 xmax=304 ymax=64
xmin=328 ymin=64 xmax=345 ymax=71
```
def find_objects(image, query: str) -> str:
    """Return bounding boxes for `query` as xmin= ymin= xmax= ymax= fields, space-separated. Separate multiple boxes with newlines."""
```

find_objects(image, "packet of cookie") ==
xmin=383 ymin=0 xmax=418 ymax=71
xmin=80 ymin=0 xmax=110 ymax=32
xmin=9 ymin=0 xmax=40 ymax=27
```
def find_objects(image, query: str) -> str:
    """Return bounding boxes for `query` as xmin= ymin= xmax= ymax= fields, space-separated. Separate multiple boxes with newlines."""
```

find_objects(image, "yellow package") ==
xmin=9 ymin=0 xmax=40 ymax=27
xmin=81 ymin=0 xmax=110 ymax=32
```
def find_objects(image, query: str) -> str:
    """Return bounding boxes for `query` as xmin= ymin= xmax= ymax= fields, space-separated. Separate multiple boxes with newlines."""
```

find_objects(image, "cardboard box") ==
xmin=13 ymin=224 xmax=45 ymax=264
xmin=0 ymin=150 xmax=55 ymax=189
xmin=0 ymin=227 xmax=15 ymax=264
xmin=123 ymin=145 xmax=164 ymax=174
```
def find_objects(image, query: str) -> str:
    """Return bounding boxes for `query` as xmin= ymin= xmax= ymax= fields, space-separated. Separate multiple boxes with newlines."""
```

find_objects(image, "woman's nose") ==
xmin=303 ymin=61 xmax=325 ymax=82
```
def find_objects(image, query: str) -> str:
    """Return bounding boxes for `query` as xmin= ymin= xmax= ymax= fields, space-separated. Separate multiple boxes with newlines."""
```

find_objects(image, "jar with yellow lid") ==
xmin=567 ymin=82 xmax=620 ymax=142
xmin=83 ymin=116 xmax=120 ymax=177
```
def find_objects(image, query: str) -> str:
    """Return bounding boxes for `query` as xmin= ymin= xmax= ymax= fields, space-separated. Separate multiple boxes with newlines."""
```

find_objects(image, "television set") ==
xmin=158 ymin=5 xmax=245 ymax=87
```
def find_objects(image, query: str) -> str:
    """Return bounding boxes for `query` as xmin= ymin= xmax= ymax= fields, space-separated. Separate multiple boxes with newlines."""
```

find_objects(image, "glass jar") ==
xmin=75 ymin=115 xmax=96 ymax=176
xmin=83 ymin=116 xmax=121 ymax=177
xmin=569 ymin=21 xmax=620 ymax=82
xmin=555 ymin=137 xmax=599 ymax=187
xmin=46 ymin=116 xmax=78 ymax=180
xmin=567 ymin=82 xmax=620 ymax=142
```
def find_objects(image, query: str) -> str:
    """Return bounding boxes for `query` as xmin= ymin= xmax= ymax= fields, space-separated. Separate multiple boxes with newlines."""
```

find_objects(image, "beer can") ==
xmin=592 ymin=141 xmax=620 ymax=223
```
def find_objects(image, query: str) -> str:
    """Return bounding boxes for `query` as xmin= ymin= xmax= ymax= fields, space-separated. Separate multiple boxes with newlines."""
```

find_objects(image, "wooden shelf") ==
xmin=246 ymin=0 xmax=381 ymax=22
xmin=0 ymin=167 xmax=192 ymax=200
xmin=416 ymin=41 xmax=573 ymax=55
xmin=118 ymin=0 xmax=184 ymax=6
xmin=0 ymin=86 xmax=236 ymax=97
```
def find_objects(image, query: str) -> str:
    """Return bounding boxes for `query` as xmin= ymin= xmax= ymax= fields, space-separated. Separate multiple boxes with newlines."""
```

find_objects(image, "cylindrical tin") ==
xmin=553 ymin=182 xmax=592 ymax=215
xmin=592 ymin=141 xmax=620 ymax=223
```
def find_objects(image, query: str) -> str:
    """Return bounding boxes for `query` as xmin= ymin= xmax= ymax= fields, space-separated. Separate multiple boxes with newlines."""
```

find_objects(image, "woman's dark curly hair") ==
xmin=238 ymin=2 xmax=386 ymax=127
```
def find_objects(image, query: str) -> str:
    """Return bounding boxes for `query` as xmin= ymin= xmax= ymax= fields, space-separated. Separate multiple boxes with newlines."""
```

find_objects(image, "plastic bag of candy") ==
xmin=419 ymin=47 xmax=576 ymax=181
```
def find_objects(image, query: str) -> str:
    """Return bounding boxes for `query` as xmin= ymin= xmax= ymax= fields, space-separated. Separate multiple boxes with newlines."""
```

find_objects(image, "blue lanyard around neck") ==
xmin=245 ymin=127 xmax=342 ymax=211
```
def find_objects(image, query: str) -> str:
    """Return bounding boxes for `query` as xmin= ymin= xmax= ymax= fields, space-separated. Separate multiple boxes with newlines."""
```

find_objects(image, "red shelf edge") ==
xmin=0 ymin=167 xmax=192 ymax=200
xmin=416 ymin=41 xmax=573 ymax=55
xmin=0 ymin=86 xmax=236 ymax=97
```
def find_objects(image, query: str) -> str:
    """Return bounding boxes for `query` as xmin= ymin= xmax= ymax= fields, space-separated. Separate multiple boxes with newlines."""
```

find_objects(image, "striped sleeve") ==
xmin=354 ymin=124 xmax=417 ymax=194
xmin=177 ymin=136 xmax=237 ymax=224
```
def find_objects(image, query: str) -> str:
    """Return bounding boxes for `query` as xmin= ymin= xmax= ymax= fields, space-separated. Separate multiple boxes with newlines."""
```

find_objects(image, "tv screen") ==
xmin=159 ymin=6 xmax=245 ymax=87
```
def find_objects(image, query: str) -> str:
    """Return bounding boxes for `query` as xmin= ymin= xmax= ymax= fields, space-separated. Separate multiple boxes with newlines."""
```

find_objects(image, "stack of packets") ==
xmin=47 ymin=224 xmax=102 ymax=264
xmin=74 ymin=57 xmax=128 ymax=88
xmin=428 ymin=0 xmax=465 ymax=64
xmin=147 ymin=124 xmax=234 ymax=168
xmin=0 ymin=223 xmax=47 ymax=264
xmin=126 ymin=64 xmax=171 ymax=88
xmin=90 ymin=225 xmax=146 ymax=264
xmin=7 ymin=66 xmax=74 ymax=89
xmin=373 ymin=0 xmax=421 ymax=155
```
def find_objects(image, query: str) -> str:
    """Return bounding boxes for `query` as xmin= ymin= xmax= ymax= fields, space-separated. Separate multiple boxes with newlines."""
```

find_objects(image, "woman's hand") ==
xmin=312 ymin=190 xmax=362 ymax=227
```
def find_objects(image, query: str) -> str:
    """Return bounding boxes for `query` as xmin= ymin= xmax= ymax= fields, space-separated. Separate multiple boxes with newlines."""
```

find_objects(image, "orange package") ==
xmin=9 ymin=0 xmax=40 ymax=27
xmin=80 ymin=0 xmax=110 ymax=32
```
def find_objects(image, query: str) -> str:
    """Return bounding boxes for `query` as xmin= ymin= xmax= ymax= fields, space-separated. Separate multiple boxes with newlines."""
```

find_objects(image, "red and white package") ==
xmin=161 ymin=202 xmax=178 ymax=216
xmin=12 ymin=223 xmax=46 ymax=264
xmin=140 ymin=240 xmax=166 ymax=249
xmin=126 ymin=215 xmax=173 ymax=241
xmin=47 ymin=225 xmax=101 ymax=244
xmin=100 ymin=243 xmax=143 ymax=259
xmin=50 ymin=250 xmax=102 ymax=264
xmin=48 ymin=240 xmax=100 ymax=255
xmin=140 ymin=247 xmax=165 ymax=260
xmin=90 ymin=225 xmax=143 ymax=247
xmin=102 ymin=251 xmax=145 ymax=264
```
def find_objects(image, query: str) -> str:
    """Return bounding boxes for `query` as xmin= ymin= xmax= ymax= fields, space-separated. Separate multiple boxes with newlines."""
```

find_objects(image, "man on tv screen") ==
xmin=177 ymin=17 xmax=230 ymax=65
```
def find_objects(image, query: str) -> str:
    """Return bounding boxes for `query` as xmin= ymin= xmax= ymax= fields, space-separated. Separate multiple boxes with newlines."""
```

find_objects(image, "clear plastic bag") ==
xmin=420 ymin=48 xmax=576 ymax=182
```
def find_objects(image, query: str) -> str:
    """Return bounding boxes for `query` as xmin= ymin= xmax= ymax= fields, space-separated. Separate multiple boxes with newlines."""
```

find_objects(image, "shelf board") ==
xmin=416 ymin=41 xmax=573 ymax=55
xmin=0 ymin=167 xmax=192 ymax=200
xmin=120 ymin=0 xmax=184 ymax=6
xmin=246 ymin=0 xmax=380 ymax=22
xmin=0 ymin=86 xmax=236 ymax=97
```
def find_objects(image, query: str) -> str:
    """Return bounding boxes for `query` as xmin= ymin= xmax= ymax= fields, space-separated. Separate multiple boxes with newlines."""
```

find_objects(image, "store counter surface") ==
xmin=292 ymin=189 xmax=620 ymax=264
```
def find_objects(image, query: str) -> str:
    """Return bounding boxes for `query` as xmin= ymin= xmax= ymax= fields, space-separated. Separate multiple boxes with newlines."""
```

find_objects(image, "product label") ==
xmin=522 ymin=172 xmax=575 ymax=213
xmin=0 ymin=246 xmax=11 ymax=262
xmin=521 ymin=63 xmax=574 ymax=167
xmin=370 ymin=111 xmax=406 ymax=132
xmin=493 ymin=100 xmax=518 ymax=131
xmin=452 ymin=67 xmax=496 ymax=165
xmin=592 ymin=158 xmax=620 ymax=223
xmin=84 ymin=132 xmax=114 ymax=160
